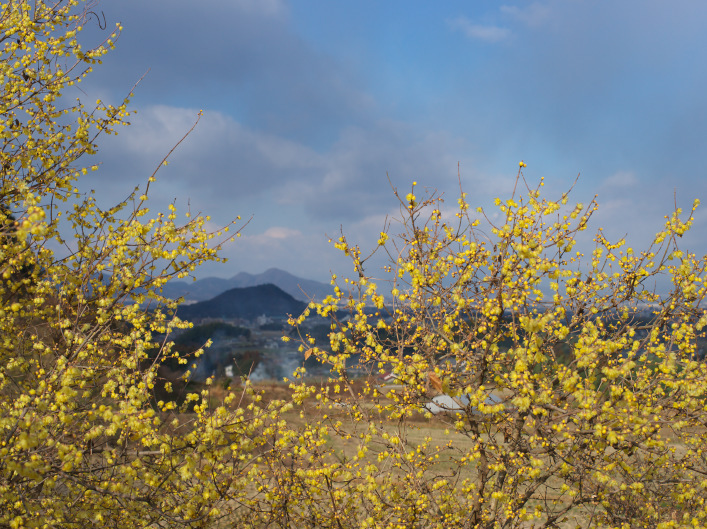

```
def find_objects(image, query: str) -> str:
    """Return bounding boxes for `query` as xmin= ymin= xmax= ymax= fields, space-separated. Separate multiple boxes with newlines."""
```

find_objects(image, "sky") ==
xmin=79 ymin=0 xmax=707 ymax=283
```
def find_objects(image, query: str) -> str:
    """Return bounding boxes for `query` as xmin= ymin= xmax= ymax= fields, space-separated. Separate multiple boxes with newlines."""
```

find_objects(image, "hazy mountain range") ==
xmin=162 ymin=268 xmax=333 ymax=303
xmin=176 ymin=283 xmax=308 ymax=322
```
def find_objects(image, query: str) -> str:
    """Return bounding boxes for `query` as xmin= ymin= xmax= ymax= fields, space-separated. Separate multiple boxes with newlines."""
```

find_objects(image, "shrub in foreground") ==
xmin=279 ymin=177 xmax=707 ymax=528
xmin=0 ymin=2 xmax=278 ymax=526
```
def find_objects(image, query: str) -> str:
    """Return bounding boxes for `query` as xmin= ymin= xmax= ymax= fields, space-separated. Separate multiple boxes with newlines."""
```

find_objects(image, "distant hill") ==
xmin=176 ymin=283 xmax=308 ymax=322
xmin=161 ymin=267 xmax=333 ymax=303
xmin=230 ymin=268 xmax=334 ymax=301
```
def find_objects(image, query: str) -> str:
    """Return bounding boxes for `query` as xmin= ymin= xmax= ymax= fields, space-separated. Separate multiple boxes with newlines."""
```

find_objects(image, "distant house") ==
xmin=424 ymin=393 xmax=504 ymax=414
xmin=256 ymin=313 xmax=273 ymax=327
xmin=379 ymin=371 xmax=401 ymax=384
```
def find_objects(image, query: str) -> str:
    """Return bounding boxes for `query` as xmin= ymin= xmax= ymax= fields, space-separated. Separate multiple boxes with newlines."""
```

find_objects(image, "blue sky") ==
xmin=83 ymin=0 xmax=707 ymax=282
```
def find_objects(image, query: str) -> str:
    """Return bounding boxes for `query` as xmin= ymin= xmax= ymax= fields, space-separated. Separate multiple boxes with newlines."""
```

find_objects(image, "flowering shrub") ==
xmin=0 ymin=2 xmax=271 ymax=526
xmin=4 ymin=2 xmax=707 ymax=527
xmin=286 ymin=177 xmax=707 ymax=528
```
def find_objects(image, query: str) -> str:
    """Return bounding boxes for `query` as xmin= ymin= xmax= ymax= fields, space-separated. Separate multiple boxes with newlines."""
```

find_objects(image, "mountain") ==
xmin=161 ymin=277 xmax=239 ymax=303
xmin=176 ymin=283 xmax=308 ymax=322
xmin=161 ymin=268 xmax=333 ymax=303
xmin=229 ymin=268 xmax=333 ymax=301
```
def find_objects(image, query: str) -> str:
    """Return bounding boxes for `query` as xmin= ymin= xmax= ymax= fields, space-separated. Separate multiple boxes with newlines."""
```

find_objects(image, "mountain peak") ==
xmin=163 ymin=268 xmax=333 ymax=303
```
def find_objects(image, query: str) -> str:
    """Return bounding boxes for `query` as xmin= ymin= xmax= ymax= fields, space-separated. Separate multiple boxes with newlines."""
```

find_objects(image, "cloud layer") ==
xmin=78 ymin=0 xmax=707 ymax=282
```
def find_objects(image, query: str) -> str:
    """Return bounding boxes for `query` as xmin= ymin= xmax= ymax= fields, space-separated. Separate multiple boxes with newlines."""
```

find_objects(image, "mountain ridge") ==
xmin=161 ymin=267 xmax=333 ymax=303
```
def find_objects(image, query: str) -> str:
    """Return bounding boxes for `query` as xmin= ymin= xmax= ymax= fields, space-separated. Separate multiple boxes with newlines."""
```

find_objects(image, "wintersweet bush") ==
xmin=0 ymin=2 xmax=290 ymax=527
xmin=278 ymin=176 xmax=707 ymax=528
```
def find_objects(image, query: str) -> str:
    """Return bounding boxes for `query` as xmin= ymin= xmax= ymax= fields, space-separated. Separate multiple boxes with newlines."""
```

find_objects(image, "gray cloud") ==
xmin=441 ymin=1 xmax=707 ymax=188
xmin=88 ymin=101 xmax=500 ymax=280
xmin=84 ymin=0 xmax=372 ymax=145
xmin=75 ymin=1 xmax=707 ymax=282
xmin=96 ymin=104 xmax=488 ymax=220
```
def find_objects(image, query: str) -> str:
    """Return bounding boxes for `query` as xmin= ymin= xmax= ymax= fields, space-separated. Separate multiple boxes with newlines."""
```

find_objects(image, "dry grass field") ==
xmin=193 ymin=378 xmax=696 ymax=527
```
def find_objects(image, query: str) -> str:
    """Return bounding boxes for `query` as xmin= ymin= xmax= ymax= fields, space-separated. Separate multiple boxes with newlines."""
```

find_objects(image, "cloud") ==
xmin=88 ymin=102 xmax=500 ymax=280
xmin=97 ymin=104 xmax=324 ymax=204
xmin=500 ymin=3 xmax=552 ymax=28
xmin=261 ymin=227 xmax=302 ymax=240
xmin=97 ymin=104 xmax=490 ymax=223
xmin=228 ymin=225 xmax=348 ymax=280
xmin=441 ymin=0 xmax=707 ymax=194
xmin=602 ymin=171 xmax=639 ymax=189
xmin=78 ymin=1 xmax=707 ymax=286
xmin=82 ymin=0 xmax=372 ymax=145
xmin=448 ymin=16 xmax=511 ymax=43
xmin=231 ymin=0 xmax=286 ymax=16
